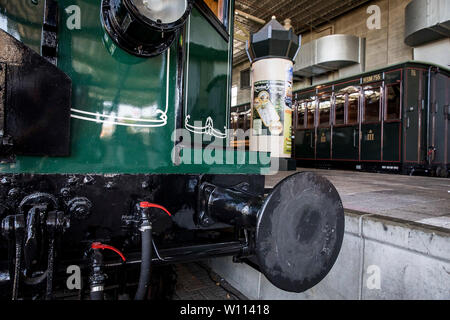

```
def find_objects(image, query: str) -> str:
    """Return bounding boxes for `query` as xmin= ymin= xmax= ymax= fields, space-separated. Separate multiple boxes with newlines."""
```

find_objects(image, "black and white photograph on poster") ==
xmin=252 ymin=80 xmax=286 ymax=136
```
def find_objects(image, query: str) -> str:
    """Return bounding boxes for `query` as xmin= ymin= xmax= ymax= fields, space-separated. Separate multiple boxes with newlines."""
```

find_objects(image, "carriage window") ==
xmin=297 ymin=103 xmax=306 ymax=128
xmin=204 ymin=0 xmax=228 ymax=25
xmin=363 ymin=86 xmax=381 ymax=123
xmin=245 ymin=109 xmax=251 ymax=131
xmin=386 ymin=85 xmax=401 ymax=120
xmin=334 ymin=93 xmax=345 ymax=125
xmin=231 ymin=112 xmax=238 ymax=131
xmin=306 ymin=97 xmax=316 ymax=128
xmin=238 ymin=112 xmax=245 ymax=129
xmin=347 ymin=88 xmax=359 ymax=124
xmin=318 ymin=95 xmax=331 ymax=126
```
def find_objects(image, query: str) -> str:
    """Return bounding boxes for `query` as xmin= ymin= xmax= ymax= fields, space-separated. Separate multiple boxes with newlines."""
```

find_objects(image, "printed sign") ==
xmin=253 ymin=81 xmax=283 ymax=136
xmin=253 ymin=79 xmax=293 ymax=155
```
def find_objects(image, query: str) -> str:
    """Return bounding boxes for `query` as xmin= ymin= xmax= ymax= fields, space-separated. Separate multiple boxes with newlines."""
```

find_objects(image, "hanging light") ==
xmin=101 ymin=0 xmax=194 ymax=58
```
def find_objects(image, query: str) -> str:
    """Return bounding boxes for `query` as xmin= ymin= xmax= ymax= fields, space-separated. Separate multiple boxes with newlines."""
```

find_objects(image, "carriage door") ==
xmin=332 ymin=82 xmax=360 ymax=161
xmin=383 ymin=70 xmax=402 ymax=162
xmin=316 ymin=88 xmax=332 ymax=160
xmin=430 ymin=71 xmax=450 ymax=168
xmin=404 ymin=69 xmax=424 ymax=163
xmin=361 ymin=82 xmax=382 ymax=161
xmin=295 ymin=91 xmax=316 ymax=160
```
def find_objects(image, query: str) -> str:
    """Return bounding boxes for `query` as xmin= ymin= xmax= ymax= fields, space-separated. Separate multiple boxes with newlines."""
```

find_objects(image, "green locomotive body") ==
xmin=0 ymin=0 xmax=269 ymax=174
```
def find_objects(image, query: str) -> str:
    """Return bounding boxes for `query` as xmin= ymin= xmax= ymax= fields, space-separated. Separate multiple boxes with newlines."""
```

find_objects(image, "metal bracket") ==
xmin=0 ymin=63 xmax=5 ymax=138
xmin=41 ymin=0 xmax=59 ymax=65
xmin=0 ymin=63 xmax=14 ymax=163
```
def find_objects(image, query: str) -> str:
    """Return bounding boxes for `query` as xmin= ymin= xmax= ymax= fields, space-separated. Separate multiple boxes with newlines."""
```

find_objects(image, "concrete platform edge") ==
xmin=208 ymin=211 xmax=450 ymax=299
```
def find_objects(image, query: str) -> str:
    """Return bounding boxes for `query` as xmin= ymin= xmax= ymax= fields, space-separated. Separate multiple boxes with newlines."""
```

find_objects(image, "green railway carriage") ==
xmin=0 ymin=0 xmax=345 ymax=300
xmin=293 ymin=62 xmax=450 ymax=177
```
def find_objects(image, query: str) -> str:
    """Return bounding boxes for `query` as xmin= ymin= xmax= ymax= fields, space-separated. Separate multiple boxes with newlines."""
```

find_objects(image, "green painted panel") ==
xmin=383 ymin=122 xmax=400 ymax=162
xmin=431 ymin=73 xmax=449 ymax=165
xmin=361 ymin=124 xmax=381 ymax=161
xmin=316 ymin=128 xmax=330 ymax=159
xmin=404 ymin=69 xmax=420 ymax=162
xmin=295 ymin=130 xmax=315 ymax=159
xmin=183 ymin=8 xmax=230 ymax=143
xmin=0 ymin=0 xmax=268 ymax=175
xmin=332 ymin=126 xmax=359 ymax=160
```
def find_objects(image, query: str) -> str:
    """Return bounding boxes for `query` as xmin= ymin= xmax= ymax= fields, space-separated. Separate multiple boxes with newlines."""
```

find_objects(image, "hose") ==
xmin=134 ymin=220 xmax=152 ymax=300
xmin=89 ymin=249 xmax=105 ymax=301
xmin=90 ymin=287 xmax=104 ymax=301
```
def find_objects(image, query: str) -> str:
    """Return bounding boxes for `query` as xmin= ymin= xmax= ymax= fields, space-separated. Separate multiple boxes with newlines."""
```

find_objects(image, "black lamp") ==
xmin=101 ymin=0 xmax=194 ymax=57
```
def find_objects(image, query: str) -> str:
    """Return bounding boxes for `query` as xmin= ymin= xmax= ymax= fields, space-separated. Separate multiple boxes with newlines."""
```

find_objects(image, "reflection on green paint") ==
xmin=0 ymin=0 xmax=269 ymax=174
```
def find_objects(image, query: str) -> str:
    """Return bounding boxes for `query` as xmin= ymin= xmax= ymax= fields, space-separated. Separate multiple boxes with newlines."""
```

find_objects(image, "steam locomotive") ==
xmin=0 ymin=0 xmax=344 ymax=300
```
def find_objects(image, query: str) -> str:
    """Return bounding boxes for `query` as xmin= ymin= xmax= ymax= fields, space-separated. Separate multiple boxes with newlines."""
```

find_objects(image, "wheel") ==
xmin=437 ymin=166 xmax=449 ymax=178
xmin=431 ymin=168 xmax=438 ymax=177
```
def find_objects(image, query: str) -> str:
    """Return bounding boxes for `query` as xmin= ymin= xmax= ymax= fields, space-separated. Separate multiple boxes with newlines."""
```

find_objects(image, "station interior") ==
xmin=0 ymin=0 xmax=448 ymax=301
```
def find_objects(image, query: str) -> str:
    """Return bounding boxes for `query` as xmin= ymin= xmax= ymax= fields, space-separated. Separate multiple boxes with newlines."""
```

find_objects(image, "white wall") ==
xmin=413 ymin=38 xmax=450 ymax=68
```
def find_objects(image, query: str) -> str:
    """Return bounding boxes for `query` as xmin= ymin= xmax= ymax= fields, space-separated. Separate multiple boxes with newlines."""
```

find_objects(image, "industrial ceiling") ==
xmin=233 ymin=0 xmax=372 ymax=65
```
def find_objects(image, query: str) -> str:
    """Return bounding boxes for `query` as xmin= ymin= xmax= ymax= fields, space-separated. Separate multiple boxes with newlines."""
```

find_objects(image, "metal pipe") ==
xmin=45 ymin=238 xmax=54 ymax=300
xmin=104 ymin=241 xmax=249 ymax=268
xmin=201 ymin=182 xmax=263 ymax=227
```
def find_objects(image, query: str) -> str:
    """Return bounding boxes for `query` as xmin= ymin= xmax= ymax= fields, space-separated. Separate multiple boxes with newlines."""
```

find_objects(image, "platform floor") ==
xmin=173 ymin=262 xmax=247 ymax=300
xmin=266 ymin=168 xmax=450 ymax=229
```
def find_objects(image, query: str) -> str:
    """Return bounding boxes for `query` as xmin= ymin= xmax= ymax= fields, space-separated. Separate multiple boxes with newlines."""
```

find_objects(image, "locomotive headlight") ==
xmin=132 ymin=0 xmax=188 ymax=24
xmin=101 ymin=0 xmax=193 ymax=58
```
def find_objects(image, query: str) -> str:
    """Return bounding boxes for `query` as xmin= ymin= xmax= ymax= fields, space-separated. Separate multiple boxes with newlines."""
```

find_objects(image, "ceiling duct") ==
xmin=293 ymin=34 xmax=365 ymax=78
xmin=405 ymin=0 xmax=450 ymax=47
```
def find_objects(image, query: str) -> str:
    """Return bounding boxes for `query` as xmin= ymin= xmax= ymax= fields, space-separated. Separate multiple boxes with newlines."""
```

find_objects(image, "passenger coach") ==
xmin=293 ymin=62 xmax=449 ymax=177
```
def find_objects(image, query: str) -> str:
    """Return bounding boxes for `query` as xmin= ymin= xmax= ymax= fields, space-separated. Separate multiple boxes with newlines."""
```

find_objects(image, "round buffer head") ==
xmin=255 ymin=172 xmax=345 ymax=293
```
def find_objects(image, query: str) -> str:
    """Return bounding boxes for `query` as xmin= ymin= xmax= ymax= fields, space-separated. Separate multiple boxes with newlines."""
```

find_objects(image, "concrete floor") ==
xmin=173 ymin=262 xmax=247 ymax=300
xmin=265 ymin=168 xmax=450 ymax=229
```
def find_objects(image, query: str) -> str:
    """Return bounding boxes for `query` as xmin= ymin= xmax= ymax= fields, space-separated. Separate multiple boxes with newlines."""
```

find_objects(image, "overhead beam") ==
xmin=235 ymin=9 xmax=266 ymax=25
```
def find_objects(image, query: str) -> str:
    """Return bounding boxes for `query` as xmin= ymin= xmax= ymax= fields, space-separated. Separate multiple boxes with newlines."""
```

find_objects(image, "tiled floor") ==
xmin=173 ymin=262 xmax=247 ymax=300
xmin=265 ymin=168 xmax=450 ymax=229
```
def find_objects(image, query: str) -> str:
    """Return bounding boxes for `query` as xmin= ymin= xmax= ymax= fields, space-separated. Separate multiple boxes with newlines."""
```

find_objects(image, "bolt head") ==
xmin=7 ymin=188 xmax=20 ymax=198
xmin=60 ymin=188 xmax=71 ymax=197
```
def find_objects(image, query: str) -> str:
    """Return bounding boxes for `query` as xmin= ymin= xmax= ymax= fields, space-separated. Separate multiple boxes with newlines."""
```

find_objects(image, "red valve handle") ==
xmin=139 ymin=202 xmax=172 ymax=217
xmin=91 ymin=242 xmax=126 ymax=262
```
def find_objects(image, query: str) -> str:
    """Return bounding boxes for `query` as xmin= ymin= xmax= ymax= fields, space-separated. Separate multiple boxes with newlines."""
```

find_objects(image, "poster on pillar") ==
xmin=252 ymin=79 xmax=292 ymax=155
